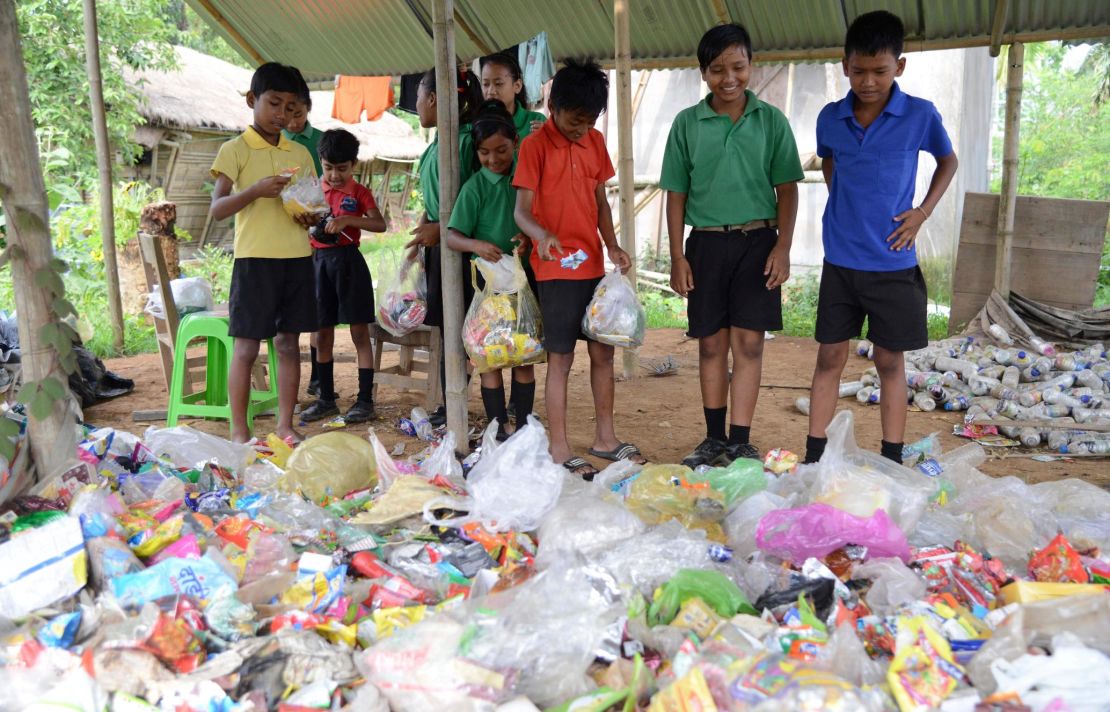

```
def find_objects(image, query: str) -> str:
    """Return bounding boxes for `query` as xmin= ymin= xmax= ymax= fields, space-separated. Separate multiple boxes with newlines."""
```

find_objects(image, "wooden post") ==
xmin=994 ymin=41 xmax=1023 ymax=298
xmin=0 ymin=0 xmax=76 ymax=478
xmin=431 ymin=0 xmax=468 ymax=453
xmin=614 ymin=0 xmax=637 ymax=379
xmin=83 ymin=0 xmax=125 ymax=352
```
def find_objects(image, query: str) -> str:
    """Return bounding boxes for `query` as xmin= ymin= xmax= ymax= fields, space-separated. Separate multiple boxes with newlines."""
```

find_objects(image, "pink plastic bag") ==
xmin=755 ymin=503 xmax=910 ymax=563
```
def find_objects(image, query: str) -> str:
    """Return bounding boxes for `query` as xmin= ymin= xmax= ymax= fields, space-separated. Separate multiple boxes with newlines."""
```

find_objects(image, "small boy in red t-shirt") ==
xmin=301 ymin=129 xmax=387 ymax=424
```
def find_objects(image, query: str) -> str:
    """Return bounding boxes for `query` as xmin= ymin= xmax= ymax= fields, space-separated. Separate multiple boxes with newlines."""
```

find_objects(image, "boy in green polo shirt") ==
xmin=210 ymin=62 xmax=318 ymax=443
xmin=446 ymin=101 xmax=536 ymax=441
xmin=660 ymin=24 xmax=803 ymax=468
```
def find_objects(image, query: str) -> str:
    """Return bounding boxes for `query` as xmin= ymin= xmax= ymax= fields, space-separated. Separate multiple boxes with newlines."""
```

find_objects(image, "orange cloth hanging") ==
xmin=332 ymin=76 xmax=395 ymax=123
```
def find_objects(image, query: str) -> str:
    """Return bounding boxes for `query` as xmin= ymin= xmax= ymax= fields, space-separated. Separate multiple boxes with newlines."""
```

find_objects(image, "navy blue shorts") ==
xmin=229 ymin=257 xmax=317 ymax=339
xmin=684 ymin=228 xmax=783 ymax=338
xmin=815 ymin=260 xmax=928 ymax=351
xmin=314 ymin=245 xmax=375 ymax=327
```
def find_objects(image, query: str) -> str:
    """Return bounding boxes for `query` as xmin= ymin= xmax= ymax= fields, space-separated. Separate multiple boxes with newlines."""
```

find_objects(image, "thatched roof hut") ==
xmin=124 ymin=47 xmax=427 ymax=254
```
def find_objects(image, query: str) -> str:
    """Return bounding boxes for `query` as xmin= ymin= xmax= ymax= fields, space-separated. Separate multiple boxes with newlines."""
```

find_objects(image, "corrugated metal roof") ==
xmin=186 ymin=0 xmax=1110 ymax=75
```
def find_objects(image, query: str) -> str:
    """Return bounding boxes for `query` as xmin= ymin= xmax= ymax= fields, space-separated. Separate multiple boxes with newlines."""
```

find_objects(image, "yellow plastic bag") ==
xmin=625 ymin=465 xmax=727 ymax=541
xmin=462 ymin=256 xmax=545 ymax=373
xmin=282 ymin=432 xmax=377 ymax=502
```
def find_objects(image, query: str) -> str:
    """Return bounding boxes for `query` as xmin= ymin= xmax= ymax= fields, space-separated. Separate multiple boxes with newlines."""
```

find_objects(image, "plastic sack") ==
xmin=625 ymin=464 xmax=728 ymax=541
xmin=375 ymin=249 xmax=428 ymax=337
xmin=756 ymin=502 xmax=910 ymax=563
xmin=989 ymin=633 xmax=1110 ymax=712
xmin=647 ymin=569 xmax=756 ymax=626
xmin=143 ymin=277 xmax=215 ymax=320
xmin=581 ymin=268 xmax=646 ymax=349
xmin=688 ymin=457 xmax=767 ymax=508
xmin=424 ymin=415 xmax=563 ymax=533
xmin=142 ymin=425 xmax=255 ymax=471
xmin=853 ymin=557 xmax=927 ymax=615
xmin=280 ymin=173 xmax=328 ymax=218
xmin=812 ymin=411 xmax=932 ymax=533
xmin=462 ymin=255 xmax=545 ymax=373
xmin=281 ymin=431 xmax=377 ymax=503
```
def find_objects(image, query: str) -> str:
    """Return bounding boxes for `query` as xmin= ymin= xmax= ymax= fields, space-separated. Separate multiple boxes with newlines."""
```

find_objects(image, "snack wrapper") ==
xmin=887 ymin=616 xmax=963 ymax=711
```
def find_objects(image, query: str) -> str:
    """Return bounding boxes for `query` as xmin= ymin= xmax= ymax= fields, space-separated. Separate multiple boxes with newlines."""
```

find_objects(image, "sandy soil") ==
xmin=86 ymin=330 xmax=1110 ymax=488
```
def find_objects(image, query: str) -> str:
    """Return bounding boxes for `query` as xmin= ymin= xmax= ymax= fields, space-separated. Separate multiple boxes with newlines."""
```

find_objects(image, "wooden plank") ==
xmin=952 ymin=244 xmax=1099 ymax=306
xmin=960 ymin=193 xmax=1109 ymax=252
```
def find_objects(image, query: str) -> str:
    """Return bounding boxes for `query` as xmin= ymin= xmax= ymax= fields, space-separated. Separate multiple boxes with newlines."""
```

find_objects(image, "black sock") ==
xmin=704 ymin=407 xmax=726 ymax=441
xmin=317 ymin=360 xmax=335 ymax=401
xmin=480 ymin=385 xmax=508 ymax=428
xmin=357 ymin=367 xmax=374 ymax=404
xmin=728 ymin=424 xmax=750 ymax=445
xmin=510 ymin=379 xmax=535 ymax=426
xmin=804 ymin=435 xmax=828 ymax=464
xmin=309 ymin=346 xmax=318 ymax=382
xmin=881 ymin=440 xmax=904 ymax=464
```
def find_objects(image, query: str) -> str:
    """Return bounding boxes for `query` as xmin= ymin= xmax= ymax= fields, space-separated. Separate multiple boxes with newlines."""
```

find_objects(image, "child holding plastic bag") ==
xmin=375 ymin=249 xmax=428 ymax=337
xmin=448 ymin=101 xmax=540 ymax=440
xmin=583 ymin=269 xmax=646 ymax=349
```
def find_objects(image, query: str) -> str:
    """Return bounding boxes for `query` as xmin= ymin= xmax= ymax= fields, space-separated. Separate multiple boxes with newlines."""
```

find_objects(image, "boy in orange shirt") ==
xmin=513 ymin=59 xmax=646 ymax=478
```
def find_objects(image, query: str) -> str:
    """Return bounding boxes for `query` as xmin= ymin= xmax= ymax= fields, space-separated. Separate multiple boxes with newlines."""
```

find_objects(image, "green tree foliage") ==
xmin=160 ymin=1 xmax=252 ymax=69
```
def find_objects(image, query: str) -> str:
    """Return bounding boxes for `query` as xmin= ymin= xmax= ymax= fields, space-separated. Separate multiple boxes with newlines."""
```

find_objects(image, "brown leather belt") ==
xmin=696 ymin=219 xmax=778 ymax=233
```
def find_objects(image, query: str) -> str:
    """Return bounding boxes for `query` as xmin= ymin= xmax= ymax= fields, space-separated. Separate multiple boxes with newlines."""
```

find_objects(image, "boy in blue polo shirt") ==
xmin=804 ymin=11 xmax=958 ymax=465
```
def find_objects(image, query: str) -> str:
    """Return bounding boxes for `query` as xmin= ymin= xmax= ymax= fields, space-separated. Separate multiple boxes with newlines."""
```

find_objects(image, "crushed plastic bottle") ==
xmin=988 ymin=323 xmax=1014 ymax=345
xmin=409 ymin=407 xmax=434 ymax=441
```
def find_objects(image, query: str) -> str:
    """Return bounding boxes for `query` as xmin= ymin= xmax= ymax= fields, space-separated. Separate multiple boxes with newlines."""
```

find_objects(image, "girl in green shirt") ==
xmin=447 ymin=101 xmax=536 ymax=440
xmin=479 ymin=53 xmax=545 ymax=141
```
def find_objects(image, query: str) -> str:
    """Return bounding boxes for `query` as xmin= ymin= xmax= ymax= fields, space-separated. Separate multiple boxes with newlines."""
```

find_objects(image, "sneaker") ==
xmin=724 ymin=441 xmax=761 ymax=462
xmin=306 ymin=379 xmax=319 ymax=397
xmin=428 ymin=406 xmax=447 ymax=427
xmin=681 ymin=438 xmax=728 ymax=469
xmin=300 ymin=399 xmax=339 ymax=422
xmin=344 ymin=400 xmax=375 ymax=424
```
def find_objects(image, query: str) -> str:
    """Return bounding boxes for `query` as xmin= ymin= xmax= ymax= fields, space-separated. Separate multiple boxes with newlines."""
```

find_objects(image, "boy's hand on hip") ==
xmin=474 ymin=242 xmax=504 ymax=263
xmin=670 ymin=257 xmax=694 ymax=297
xmin=764 ymin=244 xmax=791 ymax=289
xmin=405 ymin=222 xmax=441 ymax=250
xmin=253 ymin=174 xmax=291 ymax=198
xmin=537 ymin=233 xmax=564 ymax=261
xmin=887 ymin=208 xmax=926 ymax=251
xmin=607 ymin=245 xmax=632 ymax=274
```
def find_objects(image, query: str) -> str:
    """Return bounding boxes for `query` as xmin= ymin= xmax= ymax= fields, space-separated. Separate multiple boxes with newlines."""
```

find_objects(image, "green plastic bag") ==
xmin=647 ymin=569 xmax=757 ymax=626
xmin=688 ymin=457 xmax=766 ymax=507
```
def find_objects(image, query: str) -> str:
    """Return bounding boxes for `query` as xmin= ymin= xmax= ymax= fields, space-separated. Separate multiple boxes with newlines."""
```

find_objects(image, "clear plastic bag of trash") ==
xmin=725 ymin=490 xmax=796 ymax=559
xmin=1031 ymin=477 xmax=1110 ymax=552
xmin=375 ymin=249 xmax=428 ymax=337
xmin=281 ymin=431 xmax=377 ymax=503
xmin=811 ymin=411 xmax=932 ymax=533
xmin=756 ymin=502 xmax=910 ymax=563
xmin=625 ymin=464 xmax=728 ymax=540
xmin=815 ymin=622 xmax=888 ymax=687
xmin=590 ymin=520 xmax=733 ymax=597
xmin=280 ymin=173 xmax=328 ymax=218
xmin=142 ymin=425 xmax=255 ymax=471
xmin=581 ymin=268 xmax=646 ymax=349
xmin=423 ymin=416 xmax=563 ymax=533
xmin=853 ymin=557 xmax=927 ymax=615
xmin=535 ymin=484 xmax=646 ymax=570
xmin=143 ymin=277 xmax=214 ymax=320
xmin=462 ymin=255 xmax=545 ymax=373
xmin=947 ymin=475 xmax=1058 ymax=571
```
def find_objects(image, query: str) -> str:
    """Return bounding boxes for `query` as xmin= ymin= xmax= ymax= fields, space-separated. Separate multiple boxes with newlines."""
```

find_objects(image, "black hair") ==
xmin=318 ymin=129 xmax=360 ymax=164
xmin=469 ymin=100 xmax=518 ymax=171
xmin=845 ymin=10 xmax=905 ymax=58
xmin=697 ymin=23 xmax=753 ymax=69
xmin=420 ymin=66 xmax=484 ymax=124
xmin=288 ymin=66 xmax=312 ymax=109
xmin=479 ymin=52 xmax=528 ymax=107
xmin=250 ymin=62 xmax=303 ymax=99
xmin=549 ymin=58 xmax=607 ymax=116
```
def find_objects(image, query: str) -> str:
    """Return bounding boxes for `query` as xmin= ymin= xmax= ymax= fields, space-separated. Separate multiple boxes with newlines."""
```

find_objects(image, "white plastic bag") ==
xmin=375 ymin=249 xmax=428 ymax=337
xmin=144 ymin=277 xmax=214 ymax=319
xmin=535 ymin=486 xmax=646 ymax=570
xmin=582 ymin=268 xmax=646 ymax=349
xmin=142 ymin=425 xmax=255 ymax=471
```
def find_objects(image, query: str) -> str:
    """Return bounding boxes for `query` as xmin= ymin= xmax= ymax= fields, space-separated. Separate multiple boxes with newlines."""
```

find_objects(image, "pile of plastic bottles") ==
xmin=798 ymin=328 xmax=1110 ymax=454
xmin=0 ymin=405 xmax=1108 ymax=711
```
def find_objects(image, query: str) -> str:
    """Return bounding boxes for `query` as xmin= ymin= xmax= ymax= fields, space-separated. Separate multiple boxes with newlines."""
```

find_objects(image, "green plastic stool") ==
xmin=166 ymin=312 xmax=279 ymax=432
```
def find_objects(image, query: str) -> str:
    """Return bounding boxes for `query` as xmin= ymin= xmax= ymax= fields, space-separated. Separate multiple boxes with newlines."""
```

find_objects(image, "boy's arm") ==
xmin=887 ymin=151 xmax=959 ymax=251
xmin=514 ymin=188 xmax=563 ymax=261
xmin=209 ymin=172 xmax=290 ymax=221
xmin=666 ymin=191 xmax=693 ymax=297
xmin=596 ymin=183 xmax=630 ymax=274
xmin=821 ymin=156 xmax=834 ymax=187
xmin=765 ymin=182 xmax=798 ymax=289
xmin=327 ymin=209 xmax=387 ymax=235
xmin=446 ymin=228 xmax=504 ymax=262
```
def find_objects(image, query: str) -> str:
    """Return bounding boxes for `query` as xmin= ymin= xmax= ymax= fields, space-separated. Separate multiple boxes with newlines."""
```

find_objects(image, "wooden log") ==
xmin=993 ymin=41 xmax=1023 ymax=298
xmin=0 ymin=0 xmax=77 ymax=480
xmin=614 ymin=0 xmax=637 ymax=379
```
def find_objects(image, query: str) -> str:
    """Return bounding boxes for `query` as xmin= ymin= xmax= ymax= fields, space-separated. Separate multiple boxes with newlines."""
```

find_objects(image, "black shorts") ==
xmin=424 ymin=244 xmax=468 ymax=328
xmin=685 ymin=228 xmax=783 ymax=338
xmin=815 ymin=261 xmax=928 ymax=351
xmin=229 ymin=257 xmax=318 ymax=339
xmin=314 ymin=245 xmax=375 ymax=327
xmin=537 ymin=277 xmax=602 ymax=354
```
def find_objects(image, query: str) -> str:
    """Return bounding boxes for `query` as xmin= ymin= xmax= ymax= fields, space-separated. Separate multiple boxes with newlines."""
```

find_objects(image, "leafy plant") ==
xmin=639 ymin=289 xmax=686 ymax=329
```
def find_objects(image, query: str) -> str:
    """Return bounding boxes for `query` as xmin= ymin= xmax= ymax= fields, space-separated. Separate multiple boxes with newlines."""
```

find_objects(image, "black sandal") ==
xmin=561 ymin=456 xmax=599 ymax=481
xmin=588 ymin=442 xmax=646 ymax=464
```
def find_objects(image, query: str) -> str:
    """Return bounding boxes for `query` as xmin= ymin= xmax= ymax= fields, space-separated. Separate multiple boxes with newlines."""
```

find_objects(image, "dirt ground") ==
xmin=86 ymin=330 xmax=1110 ymax=488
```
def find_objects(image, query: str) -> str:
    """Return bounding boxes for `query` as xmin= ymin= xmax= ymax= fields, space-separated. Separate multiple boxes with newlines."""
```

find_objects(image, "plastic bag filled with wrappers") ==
xmin=375 ymin=248 xmax=428 ymax=337
xmin=582 ymin=268 xmax=646 ymax=349
xmin=280 ymin=172 xmax=328 ymax=218
xmin=462 ymin=255 xmax=545 ymax=373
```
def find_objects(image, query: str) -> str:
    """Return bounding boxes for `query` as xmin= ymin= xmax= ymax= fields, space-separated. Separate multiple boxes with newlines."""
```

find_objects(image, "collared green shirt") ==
xmin=282 ymin=122 xmax=323 ymax=175
xmin=660 ymin=90 xmax=803 ymax=227
xmin=513 ymin=103 xmax=546 ymax=141
xmin=447 ymin=166 xmax=521 ymax=257
xmin=419 ymin=124 xmax=476 ymax=222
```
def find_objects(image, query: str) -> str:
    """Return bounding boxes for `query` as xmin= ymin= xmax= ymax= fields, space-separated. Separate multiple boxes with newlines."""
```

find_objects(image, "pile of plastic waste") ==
xmin=1 ymin=403 xmax=1108 ymax=711
xmin=798 ymin=331 xmax=1110 ymax=455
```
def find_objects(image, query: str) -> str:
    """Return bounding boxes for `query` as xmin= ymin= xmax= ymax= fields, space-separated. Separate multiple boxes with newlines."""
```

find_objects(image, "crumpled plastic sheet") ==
xmin=143 ymin=425 xmax=255 ymax=471
xmin=853 ymin=557 xmax=928 ymax=615
xmin=946 ymin=476 xmax=1059 ymax=571
xmin=724 ymin=490 xmax=796 ymax=559
xmin=989 ymin=632 xmax=1110 ymax=712
xmin=535 ymin=480 xmax=646 ymax=570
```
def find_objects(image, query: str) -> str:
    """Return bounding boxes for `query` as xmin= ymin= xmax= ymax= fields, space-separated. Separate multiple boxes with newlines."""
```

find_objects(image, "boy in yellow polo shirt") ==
xmin=210 ymin=62 xmax=318 ymax=443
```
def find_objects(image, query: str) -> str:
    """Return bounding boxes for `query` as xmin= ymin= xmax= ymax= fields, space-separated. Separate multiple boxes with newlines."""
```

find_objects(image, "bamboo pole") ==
xmin=994 ymin=41 xmax=1023 ymax=298
xmin=431 ymin=0 xmax=468 ymax=453
xmin=0 ymin=0 xmax=76 ymax=479
xmin=614 ymin=0 xmax=637 ymax=380
xmin=82 ymin=0 xmax=124 ymax=352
